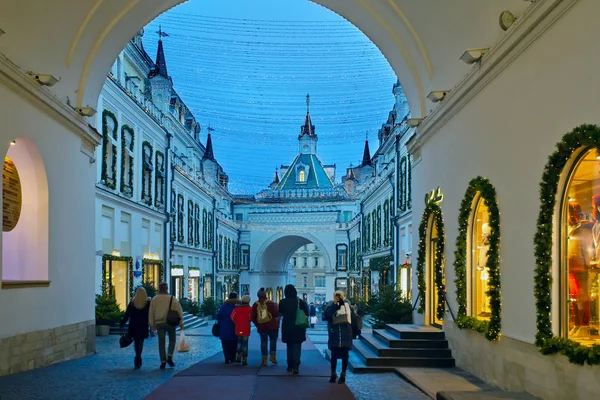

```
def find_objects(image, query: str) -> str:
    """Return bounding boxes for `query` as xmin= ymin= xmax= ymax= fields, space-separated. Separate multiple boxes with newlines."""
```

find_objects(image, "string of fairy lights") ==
xmin=142 ymin=7 xmax=399 ymax=194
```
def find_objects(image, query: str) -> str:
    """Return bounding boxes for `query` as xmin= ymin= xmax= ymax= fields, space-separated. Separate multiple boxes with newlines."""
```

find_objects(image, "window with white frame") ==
xmin=315 ymin=276 xmax=326 ymax=288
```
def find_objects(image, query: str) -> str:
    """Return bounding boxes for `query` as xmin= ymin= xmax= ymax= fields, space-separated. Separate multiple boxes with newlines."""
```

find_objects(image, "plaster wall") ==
xmin=0 ymin=85 xmax=96 ymax=340
xmin=410 ymin=0 xmax=600 ymax=395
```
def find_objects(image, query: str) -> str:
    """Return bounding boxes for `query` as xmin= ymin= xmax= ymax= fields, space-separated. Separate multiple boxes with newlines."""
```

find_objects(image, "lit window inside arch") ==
xmin=471 ymin=197 xmax=491 ymax=320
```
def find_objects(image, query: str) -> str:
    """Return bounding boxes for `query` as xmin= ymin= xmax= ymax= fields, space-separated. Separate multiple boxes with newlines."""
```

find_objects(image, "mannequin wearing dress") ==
xmin=477 ymin=223 xmax=491 ymax=317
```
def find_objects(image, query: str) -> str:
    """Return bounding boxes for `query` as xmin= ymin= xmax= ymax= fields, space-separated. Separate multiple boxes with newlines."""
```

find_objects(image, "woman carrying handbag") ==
xmin=278 ymin=284 xmax=309 ymax=375
xmin=324 ymin=291 xmax=353 ymax=384
xmin=120 ymin=287 xmax=151 ymax=369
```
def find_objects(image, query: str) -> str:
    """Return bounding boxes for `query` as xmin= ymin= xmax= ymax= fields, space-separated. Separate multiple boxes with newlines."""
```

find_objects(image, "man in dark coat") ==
xmin=309 ymin=302 xmax=317 ymax=328
xmin=278 ymin=284 xmax=309 ymax=374
xmin=217 ymin=292 xmax=241 ymax=364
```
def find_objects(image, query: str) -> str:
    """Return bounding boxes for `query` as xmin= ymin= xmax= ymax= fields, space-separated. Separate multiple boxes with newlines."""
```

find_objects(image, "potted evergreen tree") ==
xmin=95 ymin=294 xmax=123 ymax=336
xmin=200 ymin=296 xmax=218 ymax=320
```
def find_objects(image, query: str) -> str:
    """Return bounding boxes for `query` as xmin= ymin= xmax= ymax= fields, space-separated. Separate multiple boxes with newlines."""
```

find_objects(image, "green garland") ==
xmin=407 ymin=157 xmax=412 ymax=210
xmin=208 ymin=211 xmax=213 ymax=250
xmin=171 ymin=189 xmax=177 ymax=241
xmin=384 ymin=200 xmax=390 ymax=247
xmin=142 ymin=259 xmax=164 ymax=285
xmin=188 ymin=200 xmax=194 ymax=245
xmin=177 ymin=194 xmax=184 ymax=242
xmin=369 ymin=254 xmax=393 ymax=271
xmin=399 ymin=156 xmax=407 ymax=212
xmin=534 ymin=124 xmax=600 ymax=365
xmin=416 ymin=201 xmax=445 ymax=319
xmin=101 ymin=110 xmax=117 ymax=189
xmin=194 ymin=204 xmax=200 ymax=246
xmin=141 ymin=141 xmax=153 ymax=205
xmin=120 ymin=125 xmax=135 ymax=197
xmin=154 ymin=151 xmax=165 ymax=209
xmin=453 ymin=177 xmax=501 ymax=341
xmin=377 ymin=205 xmax=382 ymax=249
xmin=101 ymin=254 xmax=134 ymax=299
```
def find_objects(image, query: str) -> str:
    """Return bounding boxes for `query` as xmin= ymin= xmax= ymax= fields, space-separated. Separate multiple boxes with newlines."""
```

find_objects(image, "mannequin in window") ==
xmin=477 ymin=222 xmax=491 ymax=317
xmin=569 ymin=201 xmax=594 ymax=337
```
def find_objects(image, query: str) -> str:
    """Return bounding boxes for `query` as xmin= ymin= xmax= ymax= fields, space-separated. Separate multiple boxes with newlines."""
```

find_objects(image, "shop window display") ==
xmin=472 ymin=198 xmax=491 ymax=320
xmin=564 ymin=149 xmax=600 ymax=345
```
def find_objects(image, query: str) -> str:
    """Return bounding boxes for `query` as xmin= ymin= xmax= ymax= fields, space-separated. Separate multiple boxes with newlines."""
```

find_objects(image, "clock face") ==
xmin=499 ymin=11 xmax=515 ymax=31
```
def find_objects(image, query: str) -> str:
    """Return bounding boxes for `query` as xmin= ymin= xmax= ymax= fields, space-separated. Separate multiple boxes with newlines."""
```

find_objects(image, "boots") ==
xmin=235 ymin=353 xmax=241 ymax=363
xmin=329 ymin=372 xmax=337 ymax=383
xmin=338 ymin=371 xmax=346 ymax=384
xmin=261 ymin=356 xmax=268 ymax=366
xmin=269 ymin=352 xmax=278 ymax=364
xmin=241 ymin=356 xmax=248 ymax=366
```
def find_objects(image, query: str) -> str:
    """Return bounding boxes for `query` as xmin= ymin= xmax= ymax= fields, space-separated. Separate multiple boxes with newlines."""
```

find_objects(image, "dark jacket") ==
xmin=120 ymin=300 xmax=150 ymax=339
xmin=309 ymin=305 xmax=317 ymax=317
xmin=217 ymin=298 xmax=240 ymax=341
xmin=325 ymin=300 xmax=354 ymax=349
xmin=278 ymin=285 xmax=309 ymax=344
xmin=252 ymin=298 xmax=280 ymax=333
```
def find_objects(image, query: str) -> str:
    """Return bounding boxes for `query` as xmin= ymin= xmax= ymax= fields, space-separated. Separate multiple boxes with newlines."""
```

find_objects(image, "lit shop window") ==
xmin=564 ymin=149 xmax=600 ymax=345
xmin=471 ymin=198 xmax=491 ymax=320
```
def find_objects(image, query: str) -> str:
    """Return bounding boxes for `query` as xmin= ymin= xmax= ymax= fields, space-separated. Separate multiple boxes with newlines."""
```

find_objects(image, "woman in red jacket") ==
xmin=231 ymin=295 xmax=252 ymax=365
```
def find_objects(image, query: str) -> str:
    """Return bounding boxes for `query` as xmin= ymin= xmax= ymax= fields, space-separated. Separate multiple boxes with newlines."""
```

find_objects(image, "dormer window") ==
xmin=296 ymin=163 xmax=310 ymax=184
xmin=299 ymin=169 xmax=305 ymax=182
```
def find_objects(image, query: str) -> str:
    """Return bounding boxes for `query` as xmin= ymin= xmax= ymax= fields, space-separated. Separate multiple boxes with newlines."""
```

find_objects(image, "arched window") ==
xmin=563 ymin=148 xmax=600 ymax=344
xmin=470 ymin=196 xmax=491 ymax=320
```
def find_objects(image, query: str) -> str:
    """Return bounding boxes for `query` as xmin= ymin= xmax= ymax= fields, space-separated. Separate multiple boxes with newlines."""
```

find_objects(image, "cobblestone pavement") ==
xmin=0 ymin=322 xmax=429 ymax=400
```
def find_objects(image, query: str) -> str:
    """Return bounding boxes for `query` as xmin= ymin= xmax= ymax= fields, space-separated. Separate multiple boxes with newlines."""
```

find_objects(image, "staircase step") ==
xmin=328 ymin=349 xmax=396 ymax=373
xmin=361 ymin=332 xmax=452 ymax=358
xmin=373 ymin=329 xmax=449 ymax=349
xmin=353 ymin=340 xmax=455 ymax=368
xmin=386 ymin=324 xmax=446 ymax=340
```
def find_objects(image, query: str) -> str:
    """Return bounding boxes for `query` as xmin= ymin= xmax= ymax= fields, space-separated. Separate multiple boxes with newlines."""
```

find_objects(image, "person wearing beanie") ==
xmin=252 ymin=287 xmax=280 ymax=366
xmin=217 ymin=292 xmax=240 ymax=364
xmin=231 ymin=295 xmax=253 ymax=366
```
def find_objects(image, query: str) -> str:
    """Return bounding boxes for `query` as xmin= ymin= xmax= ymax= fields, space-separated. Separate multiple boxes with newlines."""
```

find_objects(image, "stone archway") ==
xmin=254 ymin=232 xmax=333 ymax=273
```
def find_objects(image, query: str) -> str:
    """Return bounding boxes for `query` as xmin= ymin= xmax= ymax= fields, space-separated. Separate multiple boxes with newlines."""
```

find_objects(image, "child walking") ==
xmin=231 ymin=295 xmax=252 ymax=366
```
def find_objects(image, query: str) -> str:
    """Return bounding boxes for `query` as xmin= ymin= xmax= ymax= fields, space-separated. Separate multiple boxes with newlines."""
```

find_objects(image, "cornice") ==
xmin=408 ymin=0 xmax=579 ymax=155
xmin=96 ymin=186 xmax=167 ymax=220
xmin=0 ymin=53 xmax=101 ymax=158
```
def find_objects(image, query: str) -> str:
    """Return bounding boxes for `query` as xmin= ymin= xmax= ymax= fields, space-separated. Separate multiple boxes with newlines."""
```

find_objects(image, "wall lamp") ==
xmin=75 ymin=107 xmax=97 ymax=117
xmin=427 ymin=90 xmax=450 ymax=103
xmin=459 ymin=48 xmax=490 ymax=65
xmin=0 ymin=28 xmax=5 ymax=37
xmin=406 ymin=118 xmax=424 ymax=128
xmin=29 ymin=73 xmax=60 ymax=87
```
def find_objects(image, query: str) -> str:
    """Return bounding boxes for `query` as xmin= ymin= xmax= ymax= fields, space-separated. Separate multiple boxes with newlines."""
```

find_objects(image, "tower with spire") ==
xmin=298 ymin=94 xmax=318 ymax=155
xmin=148 ymin=26 xmax=173 ymax=114
xmin=361 ymin=130 xmax=372 ymax=167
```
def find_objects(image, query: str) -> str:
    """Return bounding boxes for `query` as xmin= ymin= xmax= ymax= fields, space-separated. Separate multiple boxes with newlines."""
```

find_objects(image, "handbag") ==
xmin=166 ymin=296 xmax=182 ymax=327
xmin=332 ymin=302 xmax=351 ymax=325
xmin=119 ymin=332 xmax=133 ymax=348
xmin=212 ymin=320 xmax=220 ymax=337
xmin=295 ymin=299 xmax=309 ymax=328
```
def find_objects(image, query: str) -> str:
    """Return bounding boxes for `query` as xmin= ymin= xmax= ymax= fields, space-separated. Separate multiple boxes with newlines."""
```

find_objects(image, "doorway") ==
xmin=103 ymin=257 xmax=132 ymax=311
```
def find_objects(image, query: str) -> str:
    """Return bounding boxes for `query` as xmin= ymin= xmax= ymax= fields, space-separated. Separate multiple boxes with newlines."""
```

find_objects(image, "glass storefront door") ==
xmin=144 ymin=262 xmax=161 ymax=292
xmin=171 ymin=276 xmax=183 ymax=299
xmin=104 ymin=259 xmax=130 ymax=311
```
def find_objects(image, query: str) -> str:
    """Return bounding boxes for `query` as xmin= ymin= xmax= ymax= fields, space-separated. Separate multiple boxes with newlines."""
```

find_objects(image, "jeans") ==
xmin=259 ymin=330 xmax=278 ymax=356
xmin=133 ymin=337 xmax=145 ymax=364
xmin=286 ymin=343 xmax=302 ymax=369
xmin=237 ymin=336 xmax=249 ymax=357
xmin=157 ymin=323 xmax=176 ymax=362
xmin=221 ymin=339 xmax=237 ymax=362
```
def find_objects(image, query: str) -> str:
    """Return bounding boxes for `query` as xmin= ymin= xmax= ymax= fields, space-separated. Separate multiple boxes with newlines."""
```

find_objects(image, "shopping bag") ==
xmin=310 ymin=316 xmax=318 ymax=325
xmin=177 ymin=330 xmax=190 ymax=352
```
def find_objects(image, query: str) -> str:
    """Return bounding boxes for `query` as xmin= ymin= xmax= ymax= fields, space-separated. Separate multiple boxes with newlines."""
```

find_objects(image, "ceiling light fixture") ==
xmin=29 ymin=73 xmax=60 ymax=87
xmin=427 ymin=90 xmax=450 ymax=103
xmin=459 ymin=48 xmax=490 ymax=65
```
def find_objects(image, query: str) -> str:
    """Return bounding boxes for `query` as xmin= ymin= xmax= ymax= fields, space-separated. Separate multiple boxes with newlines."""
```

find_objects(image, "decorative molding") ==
xmin=2 ymin=280 xmax=51 ymax=289
xmin=408 ymin=0 xmax=580 ymax=155
xmin=0 ymin=53 xmax=101 ymax=158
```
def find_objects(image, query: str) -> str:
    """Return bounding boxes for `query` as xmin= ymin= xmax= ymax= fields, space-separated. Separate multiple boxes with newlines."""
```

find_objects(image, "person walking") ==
xmin=217 ymin=292 xmax=240 ymax=364
xmin=252 ymin=287 xmax=280 ymax=366
xmin=278 ymin=284 xmax=308 ymax=375
xmin=231 ymin=295 xmax=253 ymax=366
xmin=149 ymin=282 xmax=184 ymax=369
xmin=309 ymin=302 xmax=317 ymax=328
xmin=120 ymin=286 xmax=151 ymax=369
xmin=325 ymin=291 xmax=353 ymax=384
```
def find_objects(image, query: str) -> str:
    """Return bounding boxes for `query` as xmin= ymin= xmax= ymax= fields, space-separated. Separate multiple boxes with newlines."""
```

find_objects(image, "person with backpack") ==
xmin=252 ymin=287 xmax=280 ymax=366
xmin=231 ymin=295 xmax=253 ymax=366
xmin=278 ymin=284 xmax=309 ymax=375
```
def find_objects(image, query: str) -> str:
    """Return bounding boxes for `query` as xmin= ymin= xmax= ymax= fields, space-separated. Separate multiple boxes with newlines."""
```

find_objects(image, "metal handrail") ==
xmin=412 ymin=290 xmax=421 ymax=311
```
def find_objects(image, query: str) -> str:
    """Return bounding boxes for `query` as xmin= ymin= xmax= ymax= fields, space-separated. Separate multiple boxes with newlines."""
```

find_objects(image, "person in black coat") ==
xmin=309 ymin=302 xmax=317 ymax=328
xmin=278 ymin=284 xmax=308 ymax=375
xmin=120 ymin=287 xmax=151 ymax=369
xmin=324 ymin=290 xmax=353 ymax=384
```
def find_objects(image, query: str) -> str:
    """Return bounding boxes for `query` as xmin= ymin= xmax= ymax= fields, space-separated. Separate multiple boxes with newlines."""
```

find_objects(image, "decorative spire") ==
xmin=152 ymin=26 xmax=169 ymax=78
xmin=346 ymin=167 xmax=357 ymax=181
xmin=273 ymin=167 xmax=280 ymax=184
xmin=361 ymin=130 xmax=372 ymax=167
xmin=203 ymin=125 xmax=215 ymax=161
xmin=299 ymin=94 xmax=316 ymax=138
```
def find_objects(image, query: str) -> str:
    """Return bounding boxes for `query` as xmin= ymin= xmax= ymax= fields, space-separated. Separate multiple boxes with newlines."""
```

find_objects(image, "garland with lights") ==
xmin=120 ymin=125 xmax=135 ymax=197
xmin=188 ymin=200 xmax=194 ymax=246
xmin=142 ymin=258 xmax=164 ymax=284
xmin=369 ymin=254 xmax=393 ymax=272
xmin=453 ymin=177 xmax=501 ymax=341
xmin=101 ymin=254 xmax=134 ymax=300
xmin=154 ymin=151 xmax=165 ymax=209
xmin=141 ymin=141 xmax=153 ymax=205
xmin=101 ymin=110 xmax=118 ymax=190
xmin=407 ymin=157 xmax=412 ymax=210
xmin=534 ymin=124 xmax=600 ymax=365
xmin=416 ymin=201 xmax=445 ymax=319
xmin=399 ymin=156 xmax=407 ymax=212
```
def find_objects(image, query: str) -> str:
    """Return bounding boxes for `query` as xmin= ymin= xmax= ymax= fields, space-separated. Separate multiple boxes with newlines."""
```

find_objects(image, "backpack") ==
xmin=256 ymin=301 xmax=273 ymax=324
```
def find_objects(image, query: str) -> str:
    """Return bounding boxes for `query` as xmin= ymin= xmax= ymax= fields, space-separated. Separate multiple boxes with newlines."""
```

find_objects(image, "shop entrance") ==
xmin=171 ymin=276 xmax=184 ymax=299
xmin=143 ymin=260 xmax=162 ymax=293
xmin=103 ymin=258 xmax=131 ymax=311
xmin=428 ymin=216 xmax=444 ymax=327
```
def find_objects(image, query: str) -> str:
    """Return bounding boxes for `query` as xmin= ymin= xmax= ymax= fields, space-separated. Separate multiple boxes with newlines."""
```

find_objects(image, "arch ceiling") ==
xmin=0 ymin=0 xmax=531 ymax=118
xmin=255 ymin=234 xmax=330 ymax=272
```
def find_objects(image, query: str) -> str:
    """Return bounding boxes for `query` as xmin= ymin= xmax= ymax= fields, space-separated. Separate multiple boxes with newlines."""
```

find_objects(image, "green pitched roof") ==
xmin=276 ymin=154 xmax=334 ymax=190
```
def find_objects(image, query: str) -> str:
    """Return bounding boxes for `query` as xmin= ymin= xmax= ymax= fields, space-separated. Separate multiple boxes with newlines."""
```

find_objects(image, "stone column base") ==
xmin=0 ymin=320 xmax=96 ymax=376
